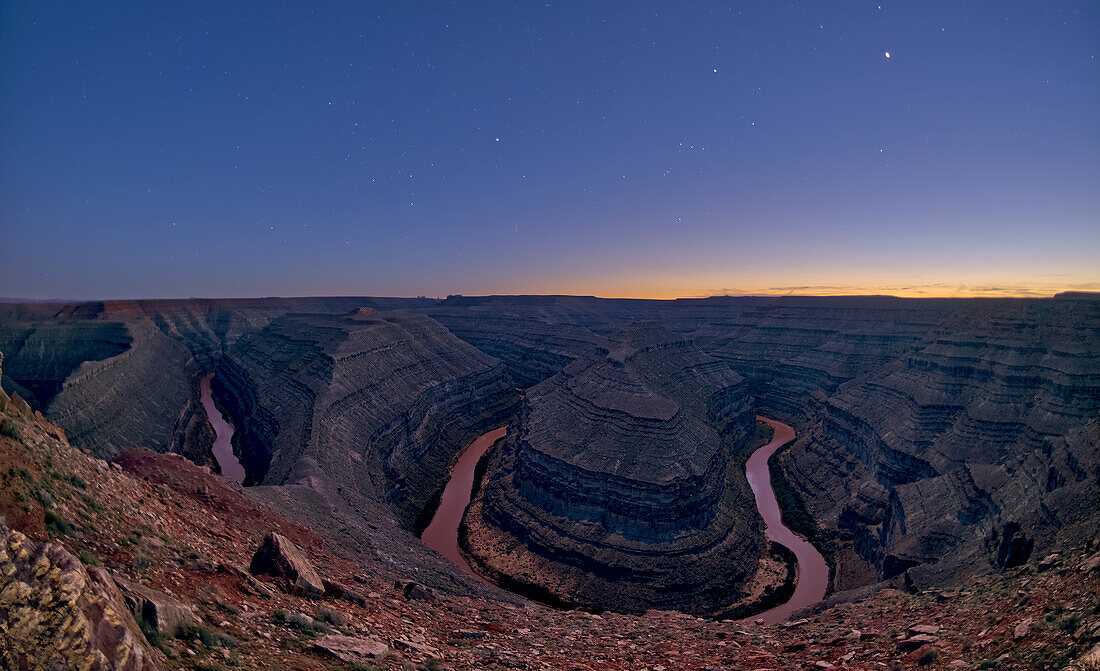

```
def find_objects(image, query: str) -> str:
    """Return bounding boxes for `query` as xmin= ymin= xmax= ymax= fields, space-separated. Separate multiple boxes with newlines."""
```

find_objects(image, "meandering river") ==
xmin=420 ymin=416 xmax=828 ymax=622
xmin=199 ymin=374 xmax=245 ymax=485
xmin=420 ymin=426 xmax=506 ymax=585
xmin=743 ymin=416 xmax=829 ymax=623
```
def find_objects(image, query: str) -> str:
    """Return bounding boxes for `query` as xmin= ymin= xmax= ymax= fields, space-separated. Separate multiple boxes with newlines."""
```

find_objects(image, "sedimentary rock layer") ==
xmin=214 ymin=310 xmax=520 ymax=587
xmin=2 ymin=294 xmax=1098 ymax=600
xmin=468 ymin=323 xmax=759 ymax=615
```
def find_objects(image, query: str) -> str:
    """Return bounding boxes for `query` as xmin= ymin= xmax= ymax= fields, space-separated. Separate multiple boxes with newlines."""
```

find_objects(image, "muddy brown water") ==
xmin=420 ymin=426 xmax=507 ymax=585
xmin=199 ymin=374 xmax=245 ymax=485
xmin=421 ymin=417 xmax=828 ymax=621
xmin=743 ymin=415 xmax=829 ymax=623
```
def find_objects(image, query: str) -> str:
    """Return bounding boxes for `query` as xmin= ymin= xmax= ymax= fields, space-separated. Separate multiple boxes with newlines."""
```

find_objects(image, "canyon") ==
xmin=1 ymin=294 xmax=1098 ymax=628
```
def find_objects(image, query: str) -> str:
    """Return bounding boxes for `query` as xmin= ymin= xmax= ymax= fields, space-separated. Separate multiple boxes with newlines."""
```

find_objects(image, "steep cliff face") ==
xmin=0 ymin=309 xmax=131 ymax=411
xmin=774 ymin=299 xmax=1100 ymax=586
xmin=467 ymin=323 xmax=760 ymax=615
xmin=214 ymin=310 xmax=521 ymax=587
xmin=0 ymin=298 xmax=434 ymax=460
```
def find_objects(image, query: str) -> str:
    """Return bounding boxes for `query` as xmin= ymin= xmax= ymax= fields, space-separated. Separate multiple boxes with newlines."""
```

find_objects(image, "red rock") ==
xmin=249 ymin=532 xmax=324 ymax=599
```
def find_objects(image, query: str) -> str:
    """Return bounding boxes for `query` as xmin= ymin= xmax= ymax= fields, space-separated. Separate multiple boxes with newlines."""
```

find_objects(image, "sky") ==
xmin=1 ymin=1 xmax=1097 ymax=300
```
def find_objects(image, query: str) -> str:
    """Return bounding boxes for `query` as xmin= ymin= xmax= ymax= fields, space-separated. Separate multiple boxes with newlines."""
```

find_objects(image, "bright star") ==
xmin=884 ymin=51 xmax=891 ymax=59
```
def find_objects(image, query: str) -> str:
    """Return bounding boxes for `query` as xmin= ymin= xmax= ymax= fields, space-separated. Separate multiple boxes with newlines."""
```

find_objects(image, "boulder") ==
xmin=0 ymin=525 xmax=159 ymax=671
xmin=313 ymin=634 xmax=389 ymax=662
xmin=322 ymin=577 xmax=369 ymax=606
xmin=1014 ymin=617 xmax=1033 ymax=639
xmin=1068 ymin=643 xmax=1100 ymax=671
xmin=907 ymin=623 xmax=941 ymax=636
xmin=1038 ymin=553 xmax=1062 ymax=571
xmin=249 ymin=532 xmax=324 ymax=599
xmin=897 ymin=633 xmax=940 ymax=652
xmin=114 ymin=574 xmax=199 ymax=634
xmin=400 ymin=580 xmax=433 ymax=602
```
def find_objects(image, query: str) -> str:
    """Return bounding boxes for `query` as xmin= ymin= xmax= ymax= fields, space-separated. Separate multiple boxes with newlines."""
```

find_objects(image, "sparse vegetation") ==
xmin=286 ymin=611 xmax=328 ymax=634
xmin=1060 ymin=613 xmax=1083 ymax=635
xmin=77 ymin=549 xmax=101 ymax=567
xmin=44 ymin=509 xmax=75 ymax=535
xmin=917 ymin=648 xmax=939 ymax=665
xmin=136 ymin=611 xmax=170 ymax=654
xmin=0 ymin=417 xmax=23 ymax=441
xmin=314 ymin=605 xmax=346 ymax=627
xmin=177 ymin=623 xmax=238 ymax=650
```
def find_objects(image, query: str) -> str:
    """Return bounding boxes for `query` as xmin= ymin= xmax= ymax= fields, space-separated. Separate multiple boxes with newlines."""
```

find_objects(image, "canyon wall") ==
xmin=213 ymin=309 xmax=521 ymax=588
xmin=467 ymin=323 xmax=761 ymax=615
xmin=1 ymin=294 xmax=1097 ymax=603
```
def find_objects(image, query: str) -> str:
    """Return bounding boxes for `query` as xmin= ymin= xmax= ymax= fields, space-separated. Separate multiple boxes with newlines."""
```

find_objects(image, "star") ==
xmin=884 ymin=51 xmax=891 ymax=59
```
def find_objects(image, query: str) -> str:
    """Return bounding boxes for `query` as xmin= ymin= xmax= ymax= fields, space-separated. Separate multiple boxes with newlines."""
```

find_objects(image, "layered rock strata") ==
xmin=467 ymin=323 xmax=759 ymax=615
xmin=777 ymin=299 xmax=1100 ymax=587
xmin=213 ymin=310 xmax=520 ymax=588
xmin=2 ymin=294 xmax=1098 ymax=600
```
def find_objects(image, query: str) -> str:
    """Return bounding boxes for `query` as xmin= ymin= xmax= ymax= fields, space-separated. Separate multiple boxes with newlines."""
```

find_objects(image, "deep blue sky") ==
xmin=2 ymin=1 xmax=1097 ymax=299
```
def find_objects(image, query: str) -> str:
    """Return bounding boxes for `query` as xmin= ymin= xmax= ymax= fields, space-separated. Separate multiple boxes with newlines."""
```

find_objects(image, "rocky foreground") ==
xmin=2 ymin=370 xmax=1099 ymax=670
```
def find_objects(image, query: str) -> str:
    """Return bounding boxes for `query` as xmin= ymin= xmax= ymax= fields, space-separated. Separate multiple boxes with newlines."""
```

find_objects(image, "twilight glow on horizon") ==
xmin=1 ymin=1 xmax=1097 ymax=301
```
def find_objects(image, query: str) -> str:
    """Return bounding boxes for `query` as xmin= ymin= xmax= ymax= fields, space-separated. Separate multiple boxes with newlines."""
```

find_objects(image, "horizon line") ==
xmin=3 ymin=290 xmax=1099 ymax=304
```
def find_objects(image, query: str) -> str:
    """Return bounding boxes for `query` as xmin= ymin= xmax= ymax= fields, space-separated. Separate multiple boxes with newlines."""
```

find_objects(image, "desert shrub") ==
xmin=77 ymin=550 xmax=102 ymax=567
xmin=132 ymin=553 xmax=154 ymax=570
xmin=917 ymin=648 xmax=940 ymax=666
xmin=44 ymin=510 xmax=75 ymax=535
xmin=177 ymin=623 xmax=238 ymax=649
xmin=287 ymin=612 xmax=318 ymax=630
xmin=0 ymin=417 xmax=22 ymax=441
xmin=272 ymin=608 xmax=288 ymax=624
xmin=67 ymin=474 xmax=86 ymax=489
xmin=285 ymin=612 xmax=329 ymax=639
xmin=314 ymin=605 xmax=346 ymax=627
xmin=1060 ymin=613 xmax=1083 ymax=635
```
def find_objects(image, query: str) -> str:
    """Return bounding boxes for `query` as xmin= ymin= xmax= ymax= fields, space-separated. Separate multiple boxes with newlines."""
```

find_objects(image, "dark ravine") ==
xmin=199 ymin=373 xmax=245 ymax=484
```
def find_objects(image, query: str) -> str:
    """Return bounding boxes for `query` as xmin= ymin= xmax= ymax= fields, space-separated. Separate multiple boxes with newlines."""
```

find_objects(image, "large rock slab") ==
xmin=313 ymin=634 xmax=390 ymax=662
xmin=114 ymin=574 xmax=199 ymax=634
xmin=250 ymin=531 xmax=325 ymax=598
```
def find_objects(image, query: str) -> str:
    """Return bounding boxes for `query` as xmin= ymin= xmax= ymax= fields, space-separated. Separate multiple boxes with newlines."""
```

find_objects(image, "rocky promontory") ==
xmin=467 ymin=323 xmax=761 ymax=615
